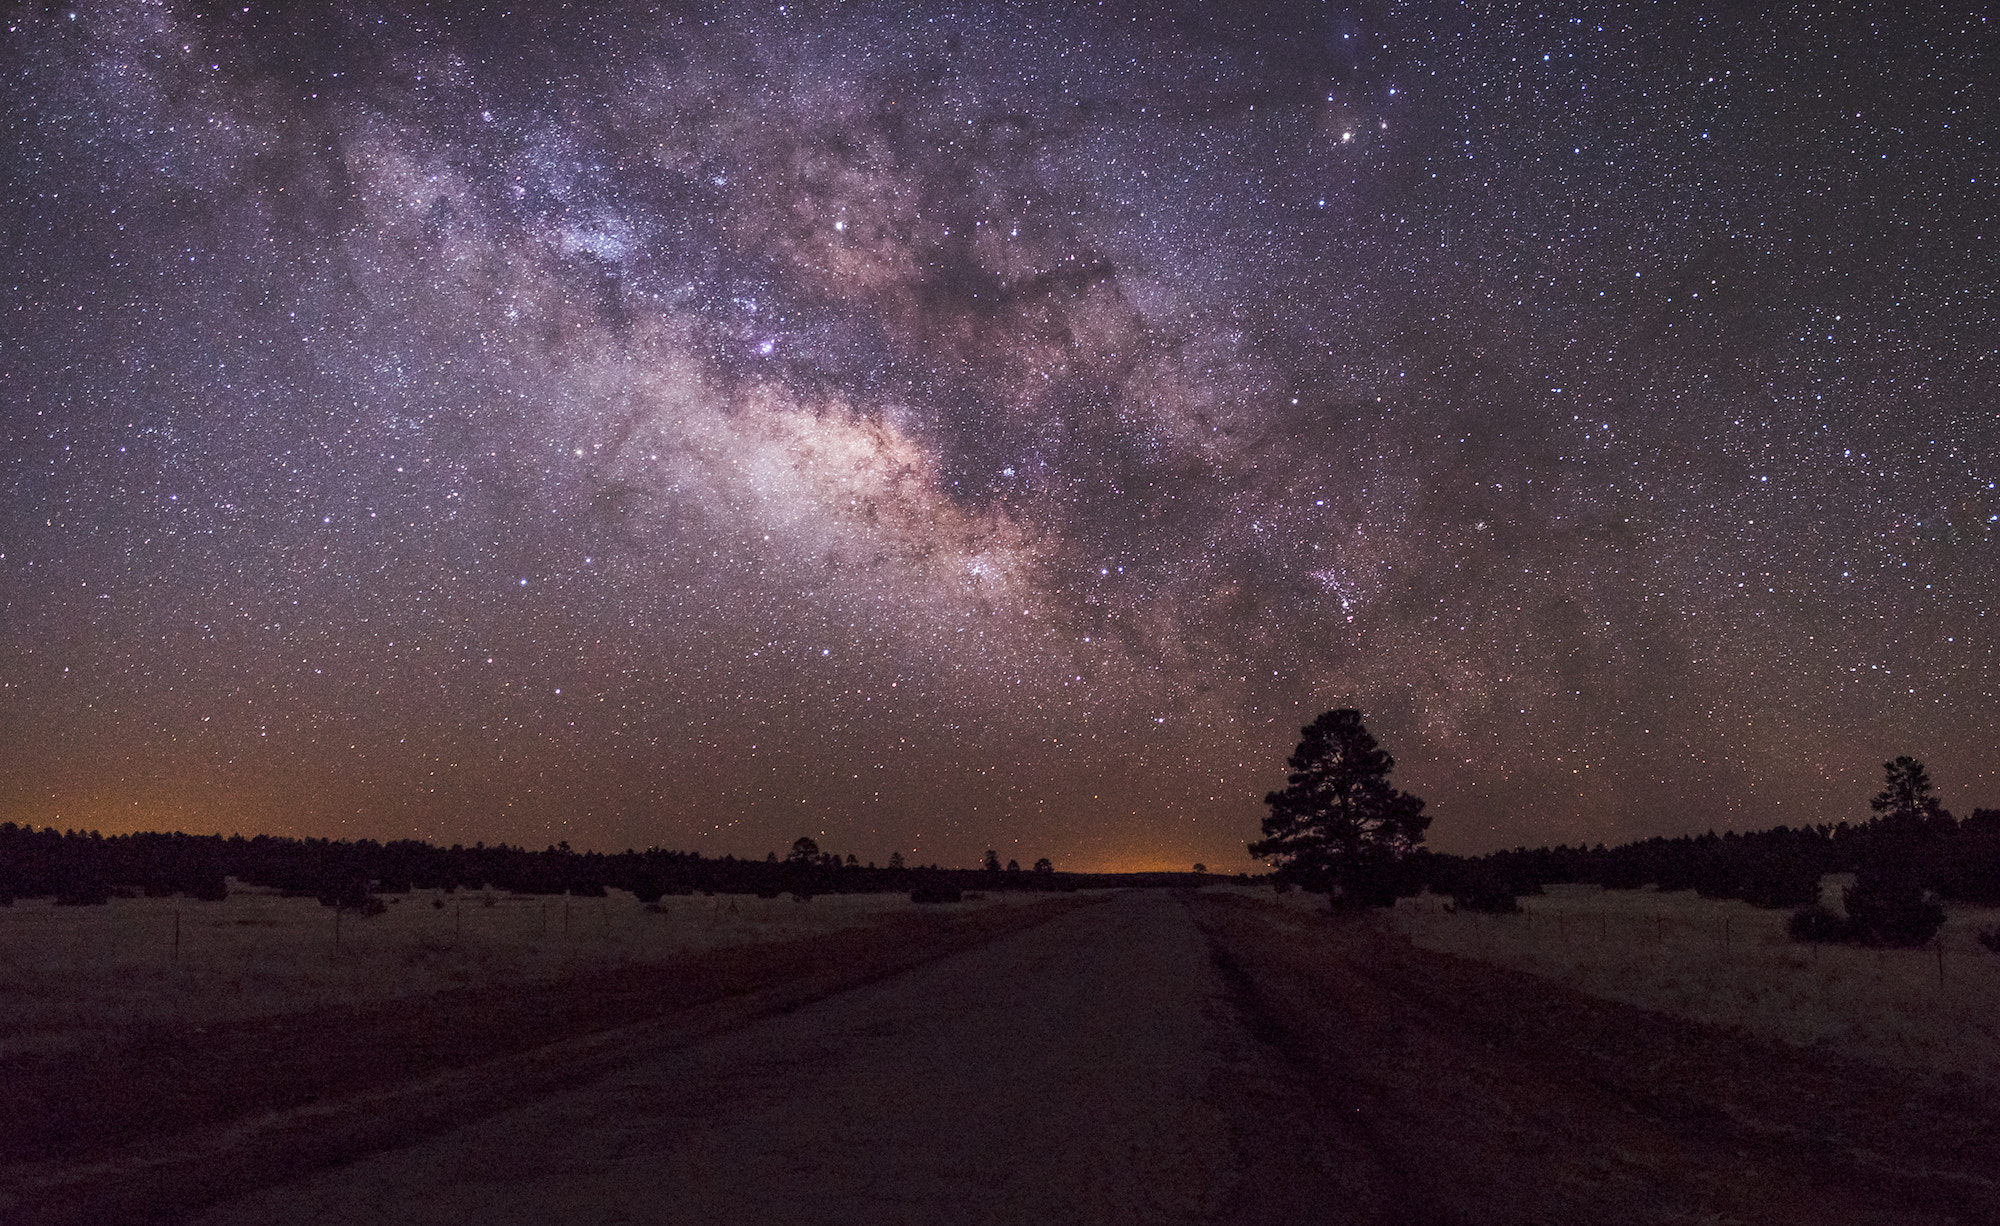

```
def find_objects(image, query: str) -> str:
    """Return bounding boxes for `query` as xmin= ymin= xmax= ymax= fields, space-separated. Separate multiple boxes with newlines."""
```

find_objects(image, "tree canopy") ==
xmin=1249 ymin=708 xmax=1429 ymax=907
xmin=1870 ymin=756 xmax=1951 ymax=830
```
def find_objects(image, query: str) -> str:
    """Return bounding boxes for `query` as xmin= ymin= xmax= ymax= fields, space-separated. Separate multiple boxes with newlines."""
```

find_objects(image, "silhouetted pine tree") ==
xmin=1249 ymin=709 xmax=1429 ymax=909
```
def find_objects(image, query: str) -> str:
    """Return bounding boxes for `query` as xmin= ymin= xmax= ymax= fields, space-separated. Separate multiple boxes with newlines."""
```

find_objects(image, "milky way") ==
xmin=4 ymin=2 xmax=1997 ymax=867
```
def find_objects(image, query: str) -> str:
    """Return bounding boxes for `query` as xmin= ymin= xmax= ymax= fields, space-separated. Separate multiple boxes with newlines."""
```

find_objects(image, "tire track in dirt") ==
xmin=3 ymin=894 xmax=1108 ymax=1226
xmin=1201 ymin=936 xmax=1442 ymax=1226
xmin=24 ymin=891 xmax=1996 ymax=1226
xmin=1192 ymin=893 xmax=1999 ymax=1226
xmin=186 ymin=891 xmax=1236 ymax=1226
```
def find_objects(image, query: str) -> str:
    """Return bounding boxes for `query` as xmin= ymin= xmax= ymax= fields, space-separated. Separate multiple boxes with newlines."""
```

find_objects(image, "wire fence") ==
xmin=1387 ymin=886 xmax=2000 ymax=1078
xmin=0 ymin=886 xmax=1026 ymax=1057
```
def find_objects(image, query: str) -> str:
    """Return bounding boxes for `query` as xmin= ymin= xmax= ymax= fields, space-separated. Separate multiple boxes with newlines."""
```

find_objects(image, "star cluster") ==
xmin=4 ymin=2 xmax=1996 ymax=867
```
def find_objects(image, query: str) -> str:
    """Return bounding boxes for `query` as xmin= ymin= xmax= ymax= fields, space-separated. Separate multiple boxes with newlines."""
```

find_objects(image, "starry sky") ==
xmin=4 ymin=2 xmax=1996 ymax=870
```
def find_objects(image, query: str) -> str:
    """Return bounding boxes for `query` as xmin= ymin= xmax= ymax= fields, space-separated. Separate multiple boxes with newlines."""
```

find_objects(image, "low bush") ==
xmin=1844 ymin=877 xmax=1945 ymax=948
xmin=1448 ymin=881 xmax=1522 ymax=914
xmin=185 ymin=873 xmax=230 ymax=902
xmin=909 ymin=885 xmax=962 ymax=904
xmin=1787 ymin=903 xmax=1852 ymax=943
xmin=1740 ymin=865 xmax=1823 ymax=910
xmin=55 ymin=880 xmax=112 ymax=906
xmin=1437 ymin=862 xmax=1522 ymax=914
xmin=1789 ymin=875 xmax=1947 ymax=948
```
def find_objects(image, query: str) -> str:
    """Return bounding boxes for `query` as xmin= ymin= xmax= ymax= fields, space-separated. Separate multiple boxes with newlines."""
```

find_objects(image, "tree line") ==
xmin=1426 ymin=757 xmax=1998 ymax=946
xmin=1253 ymin=711 xmax=1996 ymax=948
xmin=0 ymin=826 xmax=1086 ymax=909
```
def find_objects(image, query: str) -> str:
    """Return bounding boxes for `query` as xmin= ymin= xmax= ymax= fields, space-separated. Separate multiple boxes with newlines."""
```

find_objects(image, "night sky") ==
xmin=4 ymin=2 xmax=1996 ymax=870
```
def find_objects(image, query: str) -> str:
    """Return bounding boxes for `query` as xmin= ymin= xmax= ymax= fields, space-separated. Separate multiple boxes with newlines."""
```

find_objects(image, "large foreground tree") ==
xmin=1249 ymin=709 xmax=1430 ymax=908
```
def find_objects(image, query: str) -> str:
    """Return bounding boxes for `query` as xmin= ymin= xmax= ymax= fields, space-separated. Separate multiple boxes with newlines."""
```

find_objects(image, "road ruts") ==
xmin=2 ymin=895 xmax=1106 ymax=1226
xmin=65 ymin=891 xmax=2000 ymax=1225
xmin=1190 ymin=892 xmax=2000 ymax=1226
xmin=188 ymin=891 xmax=1247 ymax=1226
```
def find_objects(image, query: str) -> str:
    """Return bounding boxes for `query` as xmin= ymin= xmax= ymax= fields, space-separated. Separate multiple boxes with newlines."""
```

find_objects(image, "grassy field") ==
xmin=1377 ymin=880 xmax=2000 ymax=1078
xmin=0 ymin=884 xmax=1055 ymax=1060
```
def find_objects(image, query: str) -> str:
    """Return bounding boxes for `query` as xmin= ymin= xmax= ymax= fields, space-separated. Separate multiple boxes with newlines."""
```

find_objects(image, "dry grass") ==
xmin=1378 ymin=880 xmax=2000 ymax=1078
xmin=0 ymin=884 xmax=1064 ymax=1060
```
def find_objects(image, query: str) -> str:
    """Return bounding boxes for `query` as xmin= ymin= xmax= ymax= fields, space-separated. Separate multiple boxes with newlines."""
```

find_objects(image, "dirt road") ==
xmin=19 ymin=891 xmax=2000 ymax=1224
xmin=190 ymin=891 xmax=1235 ymax=1226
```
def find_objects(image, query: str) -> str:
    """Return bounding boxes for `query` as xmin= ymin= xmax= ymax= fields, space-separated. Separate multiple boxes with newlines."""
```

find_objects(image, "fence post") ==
xmin=1937 ymin=937 xmax=1946 ymax=985
xmin=172 ymin=909 xmax=180 ymax=966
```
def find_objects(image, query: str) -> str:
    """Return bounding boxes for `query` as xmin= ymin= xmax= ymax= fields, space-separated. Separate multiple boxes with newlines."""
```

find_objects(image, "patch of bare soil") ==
xmin=1193 ymin=893 xmax=2000 ymax=1226
xmin=1 ymin=894 xmax=1104 ymax=1226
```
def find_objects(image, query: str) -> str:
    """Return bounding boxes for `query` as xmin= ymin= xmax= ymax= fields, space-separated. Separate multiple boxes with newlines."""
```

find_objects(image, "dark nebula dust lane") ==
xmin=4 ymin=2 xmax=1997 ymax=864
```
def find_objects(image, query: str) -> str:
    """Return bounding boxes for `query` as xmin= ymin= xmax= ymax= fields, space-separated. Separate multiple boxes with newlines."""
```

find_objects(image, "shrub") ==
xmin=1787 ymin=904 xmax=1852 ymax=943
xmin=185 ymin=873 xmax=229 ymax=902
xmin=1977 ymin=926 xmax=2000 ymax=954
xmin=1599 ymin=860 xmax=1648 ymax=890
xmin=1448 ymin=881 xmax=1521 ymax=914
xmin=1843 ymin=877 xmax=1945 ymax=948
xmin=55 ymin=879 xmax=111 ymax=906
xmin=318 ymin=885 xmax=365 ymax=909
xmin=1741 ymin=865 xmax=1823 ymax=910
xmin=1435 ymin=861 xmax=1520 ymax=914
xmin=909 ymin=885 xmax=962 ymax=904
xmin=1693 ymin=872 xmax=1742 ymax=901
